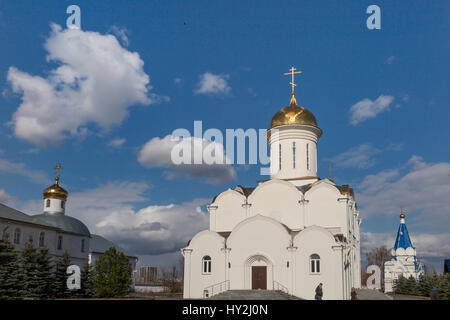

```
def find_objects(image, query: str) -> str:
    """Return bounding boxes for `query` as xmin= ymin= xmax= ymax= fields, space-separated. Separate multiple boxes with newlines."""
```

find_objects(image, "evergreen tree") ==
xmin=20 ymin=236 xmax=41 ymax=298
xmin=80 ymin=262 xmax=94 ymax=297
xmin=34 ymin=246 xmax=55 ymax=299
xmin=93 ymin=247 xmax=132 ymax=298
xmin=0 ymin=231 xmax=22 ymax=299
xmin=54 ymin=250 xmax=72 ymax=298
xmin=437 ymin=273 xmax=450 ymax=300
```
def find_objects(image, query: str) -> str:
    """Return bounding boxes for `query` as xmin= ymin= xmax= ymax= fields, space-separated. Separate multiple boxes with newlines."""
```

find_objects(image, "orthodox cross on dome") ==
xmin=327 ymin=163 xmax=333 ymax=180
xmin=284 ymin=66 xmax=302 ymax=94
xmin=54 ymin=163 xmax=63 ymax=182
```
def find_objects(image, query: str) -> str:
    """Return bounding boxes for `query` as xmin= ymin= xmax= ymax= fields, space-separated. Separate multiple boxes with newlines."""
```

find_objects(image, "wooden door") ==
xmin=252 ymin=266 xmax=267 ymax=290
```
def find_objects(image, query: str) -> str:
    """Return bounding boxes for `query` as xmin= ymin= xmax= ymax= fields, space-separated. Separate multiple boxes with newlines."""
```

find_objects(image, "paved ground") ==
xmin=208 ymin=290 xmax=302 ymax=300
xmin=356 ymin=288 xmax=393 ymax=300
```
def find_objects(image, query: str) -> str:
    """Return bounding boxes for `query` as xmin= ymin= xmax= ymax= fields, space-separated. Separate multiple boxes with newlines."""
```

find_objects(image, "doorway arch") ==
xmin=244 ymin=254 xmax=273 ymax=290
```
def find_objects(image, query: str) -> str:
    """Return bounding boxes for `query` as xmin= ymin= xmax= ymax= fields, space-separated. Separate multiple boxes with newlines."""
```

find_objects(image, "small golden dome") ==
xmin=43 ymin=177 xmax=68 ymax=200
xmin=269 ymin=93 xmax=318 ymax=129
xmin=400 ymin=213 xmax=405 ymax=219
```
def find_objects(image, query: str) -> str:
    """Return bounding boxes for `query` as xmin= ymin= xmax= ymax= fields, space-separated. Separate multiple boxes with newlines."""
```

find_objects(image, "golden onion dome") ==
xmin=43 ymin=177 xmax=68 ymax=200
xmin=400 ymin=212 xmax=405 ymax=219
xmin=269 ymin=92 xmax=318 ymax=129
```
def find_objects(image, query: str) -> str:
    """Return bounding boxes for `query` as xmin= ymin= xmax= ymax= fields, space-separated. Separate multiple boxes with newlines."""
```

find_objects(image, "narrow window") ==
xmin=46 ymin=199 xmax=50 ymax=208
xmin=310 ymin=254 xmax=320 ymax=274
xmin=39 ymin=232 xmax=45 ymax=247
xmin=57 ymin=235 xmax=63 ymax=250
xmin=306 ymin=144 xmax=310 ymax=170
xmin=81 ymin=239 xmax=85 ymax=252
xmin=292 ymin=142 xmax=296 ymax=169
xmin=202 ymin=256 xmax=212 ymax=274
xmin=61 ymin=201 xmax=65 ymax=209
xmin=279 ymin=143 xmax=282 ymax=170
xmin=14 ymin=228 xmax=21 ymax=244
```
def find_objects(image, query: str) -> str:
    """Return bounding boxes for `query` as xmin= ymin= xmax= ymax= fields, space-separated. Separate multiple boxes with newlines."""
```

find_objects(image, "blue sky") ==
xmin=0 ymin=1 xmax=449 ymax=272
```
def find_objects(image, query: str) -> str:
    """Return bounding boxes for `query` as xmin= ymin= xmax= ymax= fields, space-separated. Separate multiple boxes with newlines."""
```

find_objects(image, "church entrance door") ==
xmin=252 ymin=266 xmax=267 ymax=290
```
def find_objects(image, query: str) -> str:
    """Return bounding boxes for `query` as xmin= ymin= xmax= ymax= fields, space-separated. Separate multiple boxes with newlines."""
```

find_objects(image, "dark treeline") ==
xmin=394 ymin=274 xmax=450 ymax=299
xmin=0 ymin=232 xmax=131 ymax=299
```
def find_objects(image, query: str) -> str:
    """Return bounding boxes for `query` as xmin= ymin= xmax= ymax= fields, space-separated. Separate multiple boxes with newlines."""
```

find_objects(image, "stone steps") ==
xmin=208 ymin=290 xmax=302 ymax=300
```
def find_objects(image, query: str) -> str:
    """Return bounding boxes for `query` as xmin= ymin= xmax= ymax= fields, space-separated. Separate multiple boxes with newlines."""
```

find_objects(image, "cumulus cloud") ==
xmin=7 ymin=24 xmax=164 ymax=146
xmin=356 ymin=156 xmax=450 ymax=232
xmin=349 ymin=95 xmax=394 ymax=125
xmin=108 ymin=137 xmax=126 ymax=148
xmin=194 ymin=72 xmax=231 ymax=95
xmin=108 ymin=26 xmax=129 ymax=47
xmin=137 ymin=134 xmax=236 ymax=184
xmin=0 ymin=157 xmax=49 ymax=184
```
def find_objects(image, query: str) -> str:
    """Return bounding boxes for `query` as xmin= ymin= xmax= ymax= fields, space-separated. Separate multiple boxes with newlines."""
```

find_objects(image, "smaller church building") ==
xmin=0 ymin=166 xmax=137 ymax=275
xmin=384 ymin=211 xmax=424 ymax=293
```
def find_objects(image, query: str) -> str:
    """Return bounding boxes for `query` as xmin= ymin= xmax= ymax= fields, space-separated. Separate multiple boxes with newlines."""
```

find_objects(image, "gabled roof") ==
xmin=394 ymin=222 xmax=414 ymax=250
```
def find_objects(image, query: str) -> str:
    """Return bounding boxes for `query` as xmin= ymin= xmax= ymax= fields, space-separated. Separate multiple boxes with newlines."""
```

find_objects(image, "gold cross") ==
xmin=327 ymin=163 xmax=333 ymax=180
xmin=284 ymin=66 xmax=302 ymax=93
xmin=54 ymin=163 xmax=63 ymax=180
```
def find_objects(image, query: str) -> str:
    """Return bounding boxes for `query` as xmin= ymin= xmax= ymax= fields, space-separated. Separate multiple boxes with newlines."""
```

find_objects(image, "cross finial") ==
xmin=327 ymin=163 xmax=333 ymax=180
xmin=54 ymin=163 xmax=63 ymax=182
xmin=284 ymin=66 xmax=302 ymax=94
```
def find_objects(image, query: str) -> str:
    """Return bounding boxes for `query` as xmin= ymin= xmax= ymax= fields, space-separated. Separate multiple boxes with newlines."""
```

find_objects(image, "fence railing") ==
xmin=273 ymin=280 xmax=289 ymax=294
xmin=203 ymin=280 xmax=230 ymax=298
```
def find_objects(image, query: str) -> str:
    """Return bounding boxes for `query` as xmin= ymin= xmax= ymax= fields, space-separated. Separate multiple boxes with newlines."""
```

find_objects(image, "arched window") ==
xmin=81 ymin=239 xmax=85 ymax=252
xmin=39 ymin=232 xmax=45 ymax=247
xmin=310 ymin=254 xmax=320 ymax=274
xmin=57 ymin=235 xmax=63 ymax=250
xmin=202 ymin=256 xmax=212 ymax=274
xmin=46 ymin=199 xmax=51 ymax=208
xmin=13 ymin=228 xmax=21 ymax=244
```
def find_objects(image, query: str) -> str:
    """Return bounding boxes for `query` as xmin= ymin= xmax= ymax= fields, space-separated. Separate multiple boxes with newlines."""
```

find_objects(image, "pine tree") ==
xmin=54 ymin=250 xmax=72 ymax=298
xmin=34 ymin=246 xmax=55 ymax=299
xmin=437 ymin=273 xmax=450 ymax=300
xmin=405 ymin=275 xmax=417 ymax=295
xmin=93 ymin=247 xmax=132 ymax=298
xmin=80 ymin=262 xmax=94 ymax=297
xmin=0 ymin=231 xmax=22 ymax=299
xmin=20 ymin=236 xmax=41 ymax=298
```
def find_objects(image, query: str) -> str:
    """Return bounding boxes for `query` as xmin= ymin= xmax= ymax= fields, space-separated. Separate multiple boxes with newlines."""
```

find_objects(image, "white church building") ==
xmin=182 ymin=70 xmax=362 ymax=300
xmin=384 ymin=211 xmax=424 ymax=293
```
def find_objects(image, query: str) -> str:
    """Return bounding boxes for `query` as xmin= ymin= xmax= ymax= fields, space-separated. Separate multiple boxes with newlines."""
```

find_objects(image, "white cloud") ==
xmin=194 ymin=72 xmax=231 ymax=95
xmin=108 ymin=26 xmax=129 ymax=47
xmin=0 ymin=189 xmax=16 ymax=205
xmin=0 ymin=157 xmax=49 ymax=184
xmin=326 ymin=144 xmax=381 ymax=169
xmin=137 ymin=135 xmax=236 ymax=184
xmin=7 ymin=24 xmax=165 ymax=146
xmin=108 ymin=137 xmax=126 ymax=148
xmin=386 ymin=56 xmax=395 ymax=64
xmin=356 ymin=156 xmax=450 ymax=232
xmin=174 ymin=77 xmax=183 ymax=85
xmin=349 ymin=95 xmax=394 ymax=125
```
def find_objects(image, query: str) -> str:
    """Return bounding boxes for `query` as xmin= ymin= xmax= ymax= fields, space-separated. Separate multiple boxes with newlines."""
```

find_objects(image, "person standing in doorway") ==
xmin=315 ymin=283 xmax=323 ymax=300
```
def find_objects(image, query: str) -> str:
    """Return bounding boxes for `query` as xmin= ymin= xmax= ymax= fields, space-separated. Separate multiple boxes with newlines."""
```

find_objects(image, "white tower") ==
xmin=43 ymin=164 xmax=68 ymax=214
xmin=266 ymin=67 xmax=322 ymax=186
